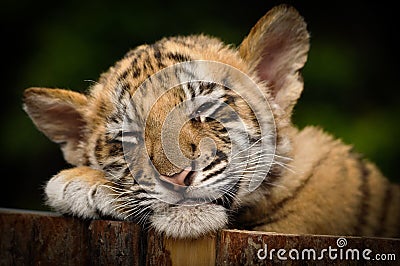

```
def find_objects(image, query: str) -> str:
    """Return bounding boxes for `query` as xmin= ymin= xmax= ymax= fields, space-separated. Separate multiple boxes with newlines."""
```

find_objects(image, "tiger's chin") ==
xmin=150 ymin=203 xmax=228 ymax=239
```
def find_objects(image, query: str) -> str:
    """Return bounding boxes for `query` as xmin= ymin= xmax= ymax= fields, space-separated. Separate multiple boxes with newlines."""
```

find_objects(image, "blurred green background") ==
xmin=1 ymin=0 xmax=399 ymax=211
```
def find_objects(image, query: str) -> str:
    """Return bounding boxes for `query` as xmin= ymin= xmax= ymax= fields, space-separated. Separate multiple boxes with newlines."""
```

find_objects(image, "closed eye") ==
xmin=196 ymin=102 xmax=215 ymax=114
xmin=193 ymin=101 xmax=219 ymax=123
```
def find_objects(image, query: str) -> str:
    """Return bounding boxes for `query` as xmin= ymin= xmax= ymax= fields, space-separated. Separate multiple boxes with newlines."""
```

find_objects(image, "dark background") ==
xmin=1 ymin=1 xmax=399 ymax=211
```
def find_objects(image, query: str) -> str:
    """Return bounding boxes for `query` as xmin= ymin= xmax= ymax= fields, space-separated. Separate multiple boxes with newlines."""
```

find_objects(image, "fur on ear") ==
xmin=23 ymin=87 xmax=88 ymax=165
xmin=239 ymin=5 xmax=310 ymax=116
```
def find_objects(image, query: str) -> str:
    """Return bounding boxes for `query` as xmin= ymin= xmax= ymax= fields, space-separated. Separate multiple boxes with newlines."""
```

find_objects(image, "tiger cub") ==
xmin=23 ymin=5 xmax=399 ymax=239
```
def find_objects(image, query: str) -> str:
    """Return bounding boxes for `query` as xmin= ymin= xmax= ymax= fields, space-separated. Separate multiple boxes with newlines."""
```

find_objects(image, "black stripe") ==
xmin=224 ymin=95 xmax=235 ymax=105
xmin=131 ymin=61 xmax=142 ymax=78
xmin=214 ymin=124 xmax=229 ymax=134
xmin=202 ymin=165 xmax=227 ymax=183
xmin=153 ymin=46 xmax=162 ymax=61
xmin=151 ymin=44 xmax=167 ymax=69
xmin=120 ymin=69 xmax=130 ymax=80
xmin=166 ymin=52 xmax=192 ymax=62
xmin=94 ymin=137 xmax=104 ymax=161
xmin=202 ymin=160 xmax=218 ymax=175
xmin=117 ymin=82 xmax=130 ymax=103
xmin=267 ymin=173 xmax=312 ymax=215
xmin=375 ymin=184 xmax=392 ymax=236
xmin=105 ymin=131 xmax=121 ymax=144
xmin=103 ymin=160 xmax=126 ymax=173
xmin=202 ymin=151 xmax=228 ymax=172
xmin=123 ymin=131 xmax=140 ymax=138
xmin=108 ymin=143 xmax=123 ymax=156
xmin=260 ymin=153 xmax=332 ymax=223
xmin=184 ymin=82 xmax=196 ymax=99
xmin=124 ymin=45 xmax=147 ymax=60
xmin=219 ymin=112 xmax=240 ymax=124
xmin=216 ymin=150 xmax=228 ymax=160
xmin=108 ymin=113 xmax=122 ymax=124
xmin=354 ymin=158 xmax=371 ymax=235
xmin=199 ymin=82 xmax=217 ymax=95
xmin=132 ymin=68 xmax=141 ymax=78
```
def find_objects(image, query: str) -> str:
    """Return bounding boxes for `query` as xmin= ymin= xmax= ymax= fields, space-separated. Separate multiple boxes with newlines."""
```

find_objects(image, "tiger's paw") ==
xmin=45 ymin=167 xmax=113 ymax=219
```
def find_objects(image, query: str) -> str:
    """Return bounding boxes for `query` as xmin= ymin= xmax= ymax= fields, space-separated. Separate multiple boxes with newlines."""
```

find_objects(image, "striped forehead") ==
xmin=106 ymin=72 xmax=230 ymax=129
xmin=119 ymin=58 xmax=232 ymax=113
xmin=102 ymin=37 xmax=247 ymax=130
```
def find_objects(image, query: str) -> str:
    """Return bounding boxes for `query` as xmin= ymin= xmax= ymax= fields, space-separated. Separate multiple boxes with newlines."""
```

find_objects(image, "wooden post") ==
xmin=0 ymin=209 xmax=141 ymax=265
xmin=1 ymin=209 xmax=399 ymax=265
xmin=146 ymin=229 xmax=216 ymax=266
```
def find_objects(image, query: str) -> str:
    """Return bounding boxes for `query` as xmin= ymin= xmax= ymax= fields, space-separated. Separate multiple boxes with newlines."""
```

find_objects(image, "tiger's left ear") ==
xmin=239 ymin=5 xmax=310 ymax=116
xmin=23 ymin=87 xmax=88 ymax=166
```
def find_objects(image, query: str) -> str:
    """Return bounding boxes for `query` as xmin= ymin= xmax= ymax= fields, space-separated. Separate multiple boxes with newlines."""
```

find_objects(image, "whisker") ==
xmin=84 ymin=79 xmax=100 ymax=85
xmin=231 ymin=135 xmax=269 ymax=159
xmin=124 ymin=205 xmax=152 ymax=220
xmin=273 ymin=161 xmax=296 ymax=173
xmin=230 ymin=153 xmax=273 ymax=162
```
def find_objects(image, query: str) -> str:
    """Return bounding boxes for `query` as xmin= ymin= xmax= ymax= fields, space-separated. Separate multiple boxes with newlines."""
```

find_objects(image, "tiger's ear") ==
xmin=239 ymin=5 xmax=310 ymax=116
xmin=23 ymin=87 xmax=88 ymax=166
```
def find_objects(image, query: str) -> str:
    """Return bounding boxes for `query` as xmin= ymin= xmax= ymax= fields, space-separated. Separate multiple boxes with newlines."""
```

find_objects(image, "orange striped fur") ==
xmin=23 ymin=5 xmax=399 ymax=238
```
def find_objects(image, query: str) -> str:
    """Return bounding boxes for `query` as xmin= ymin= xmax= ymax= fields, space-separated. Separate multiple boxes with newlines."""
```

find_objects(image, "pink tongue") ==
xmin=160 ymin=168 xmax=192 ymax=186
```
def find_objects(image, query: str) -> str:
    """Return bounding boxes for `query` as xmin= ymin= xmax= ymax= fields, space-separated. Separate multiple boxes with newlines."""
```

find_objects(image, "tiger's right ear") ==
xmin=239 ymin=5 xmax=309 ymax=117
xmin=23 ymin=87 xmax=88 ymax=166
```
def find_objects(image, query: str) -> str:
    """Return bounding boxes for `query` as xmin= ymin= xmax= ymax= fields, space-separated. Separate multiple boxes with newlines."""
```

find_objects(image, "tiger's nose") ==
xmin=160 ymin=167 xmax=196 ymax=187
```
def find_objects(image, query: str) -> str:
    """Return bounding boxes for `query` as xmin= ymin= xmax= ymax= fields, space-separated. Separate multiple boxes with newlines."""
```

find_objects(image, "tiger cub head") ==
xmin=23 ymin=5 xmax=309 ymax=238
